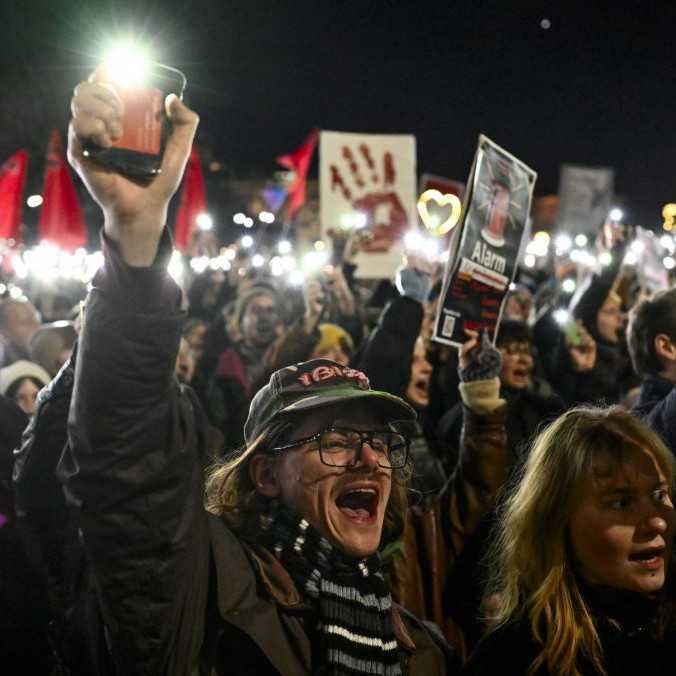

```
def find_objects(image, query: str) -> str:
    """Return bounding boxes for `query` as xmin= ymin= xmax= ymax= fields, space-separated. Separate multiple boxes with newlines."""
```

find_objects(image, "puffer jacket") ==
xmin=54 ymin=230 xmax=454 ymax=675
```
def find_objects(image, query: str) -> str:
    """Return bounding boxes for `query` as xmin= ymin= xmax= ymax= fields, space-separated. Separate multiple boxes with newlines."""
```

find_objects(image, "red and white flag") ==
xmin=38 ymin=130 xmax=86 ymax=251
xmin=277 ymin=129 xmax=319 ymax=218
xmin=174 ymin=145 xmax=207 ymax=251
xmin=0 ymin=150 xmax=28 ymax=244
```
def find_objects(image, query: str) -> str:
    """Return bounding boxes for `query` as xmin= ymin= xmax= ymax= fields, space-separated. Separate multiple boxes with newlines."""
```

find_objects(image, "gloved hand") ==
xmin=395 ymin=266 xmax=432 ymax=304
xmin=458 ymin=330 xmax=503 ymax=383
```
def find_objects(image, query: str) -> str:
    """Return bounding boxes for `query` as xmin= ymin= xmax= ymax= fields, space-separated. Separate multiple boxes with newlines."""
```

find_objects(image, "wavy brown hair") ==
xmin=205 ymin=421 xmax=411 ymax=548
xmin=485 ymin=405 xmax=675 ymax=676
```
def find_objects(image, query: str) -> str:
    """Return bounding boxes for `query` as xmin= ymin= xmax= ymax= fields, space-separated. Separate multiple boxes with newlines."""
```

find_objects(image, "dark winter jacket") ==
xmin=0 ymin=393 xmax=53 ymax=671
xmin=55 ymin=230 xmax=453 ymax=675
xmin=633 ymin=374 xmax=676 ymax=455
xmin=463 ymin=585 xmax=674 ymax=675
xmin=356 ymin=294 xmax=447 ymax=497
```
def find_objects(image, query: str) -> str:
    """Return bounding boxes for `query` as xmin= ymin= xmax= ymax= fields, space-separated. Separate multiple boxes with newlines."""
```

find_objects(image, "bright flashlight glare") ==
xmin=574 ymin=234 xmax=588 ymax=247
xmin=233 ymin=212 xmax=246 ymax=225
xmin=624 ymin=251 xmax=638 ymax=266
xmin=561 ymin=278 xmax=576 ymax=294
xmin=251 ymin=254 xmax=265 ymax=268
xmin=609 ymin=208 xmax=623 ymax=222
xmin=196 ymin=213 xmax=213 ymax=231
xmin=553 ymin=308 xmax=570 ymax=325
xmin=660 ymin=235 xmax=675 ymax=252
xmin=598 ymin=251 xmax=613 ymax=266
xmin=241 ymin=235 xmax=254 ymax=249
xmin=277 ymin=240 xmax=292 ymax=255
xmin=524 ymin=254 xmax=536 ymax=268
xmin=289 ymin=270 xmax=305 ymax=286
xmin=105 ymin=42 xmax=150 ymax=86
xmin=630 ymin=240 xmax=644 ymax=254
xmin=555 ymin=234 xmax=572 ymax=253
xmin=664 ymin=256 xmax=676 ymax=270
xmin=26 ymin=194 xmax=43 ymax=208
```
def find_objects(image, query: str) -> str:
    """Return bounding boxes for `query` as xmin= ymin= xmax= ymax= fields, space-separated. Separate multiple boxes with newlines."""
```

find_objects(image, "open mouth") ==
xmin=412 ymin=375 xmax=431 ymax=399
xmin=335 ymin=486 xmax=379 ymax=523
xmin=629 ymin=546 xmax=666 ymax=569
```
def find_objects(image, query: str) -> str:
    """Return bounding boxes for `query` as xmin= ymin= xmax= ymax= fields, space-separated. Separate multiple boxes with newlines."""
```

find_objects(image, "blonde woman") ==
xmin=464 ymin=406 xmax=676 ymax=676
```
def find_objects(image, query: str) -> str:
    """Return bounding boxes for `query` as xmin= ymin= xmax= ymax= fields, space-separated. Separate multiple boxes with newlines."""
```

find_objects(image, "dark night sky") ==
xmin=0 ymin=0 xmax=674 ymax=231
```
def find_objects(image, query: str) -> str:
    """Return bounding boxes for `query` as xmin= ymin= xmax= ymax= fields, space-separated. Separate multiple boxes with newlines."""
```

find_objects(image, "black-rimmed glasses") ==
xmin=270 ymin=426 xmax=410 ymax=469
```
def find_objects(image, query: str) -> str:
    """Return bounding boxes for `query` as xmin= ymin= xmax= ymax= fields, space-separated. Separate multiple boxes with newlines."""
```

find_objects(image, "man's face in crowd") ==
xmin=175 ymin=338 xmax=195 ymax=384
xmin=252 ymin=406 xmax=393 ymax=558
xmin=0 ymin=300 xmax=41 ymax=350
xmin=405 ymin=336 xmax=432 ymax=408
xmin=597 ymin=297 xmax=625 ymax=344
xmin=569 ymin=446 xmax=675 ymax=594
xmin=241 ymin=293 xmax=280 ymax=348
xmin=498 ymin=340 xmax=534 ymax=389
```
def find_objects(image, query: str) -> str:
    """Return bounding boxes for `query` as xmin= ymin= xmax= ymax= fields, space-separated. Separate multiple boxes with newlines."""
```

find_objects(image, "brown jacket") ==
xmin=205 ymin=514 xmax=451 ymax=675
xmin=388 ymin=378 xmax=508 ymax=660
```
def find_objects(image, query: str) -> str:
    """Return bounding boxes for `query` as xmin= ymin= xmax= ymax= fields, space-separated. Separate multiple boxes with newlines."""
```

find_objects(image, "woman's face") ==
xmin=14 ymin=377 xmax=41 ymax=416
xmin=596 ymin=297 xmax=625 ymax=344
xmin=569 ymin=446 xmax=675 ymax=594
xmin=254 ymin=407 xmax=393 ymax=558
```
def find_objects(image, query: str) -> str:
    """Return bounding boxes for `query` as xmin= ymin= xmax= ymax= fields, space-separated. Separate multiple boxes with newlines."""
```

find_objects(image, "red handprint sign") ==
xmin=321 ymin=131 xmax=416 ymax=275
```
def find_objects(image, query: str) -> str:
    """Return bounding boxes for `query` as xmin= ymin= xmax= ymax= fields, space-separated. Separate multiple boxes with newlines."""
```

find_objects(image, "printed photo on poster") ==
xmin=433 ymin=136 xmax=537 ymax=347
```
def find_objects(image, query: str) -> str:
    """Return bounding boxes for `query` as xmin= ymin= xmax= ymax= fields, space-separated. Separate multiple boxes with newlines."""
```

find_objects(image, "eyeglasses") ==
xmin=270 ymin=426 xmax=410 ymax=469
xmin=501 ymin=342 xmax=533 ymax=357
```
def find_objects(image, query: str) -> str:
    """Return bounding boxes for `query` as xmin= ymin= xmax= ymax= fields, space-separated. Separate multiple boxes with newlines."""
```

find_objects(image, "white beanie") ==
xmin=0 ymin=360 xmax=51 ymax=396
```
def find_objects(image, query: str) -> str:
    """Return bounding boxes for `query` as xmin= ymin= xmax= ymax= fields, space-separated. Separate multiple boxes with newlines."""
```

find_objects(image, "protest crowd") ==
xmin=1 ymin=72 xmax=676 ymax=676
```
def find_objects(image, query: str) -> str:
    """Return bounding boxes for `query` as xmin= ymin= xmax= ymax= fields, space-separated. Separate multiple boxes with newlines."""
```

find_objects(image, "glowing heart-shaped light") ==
xmin=417 ymin=189 xmax=462 ymax=236
xmin=663 ymin=203 xmax=676 ymax=231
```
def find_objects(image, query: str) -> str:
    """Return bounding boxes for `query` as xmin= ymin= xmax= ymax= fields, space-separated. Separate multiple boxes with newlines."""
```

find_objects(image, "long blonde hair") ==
xmin=486 ymin=405 xmax=675 ymax=676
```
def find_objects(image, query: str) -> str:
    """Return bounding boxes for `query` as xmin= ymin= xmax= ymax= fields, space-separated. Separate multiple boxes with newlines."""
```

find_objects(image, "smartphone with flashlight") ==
xmin=563 ymin=319 xmax=582 ymax=347
xmin=84 ymin=60 xmax=187 ymax=178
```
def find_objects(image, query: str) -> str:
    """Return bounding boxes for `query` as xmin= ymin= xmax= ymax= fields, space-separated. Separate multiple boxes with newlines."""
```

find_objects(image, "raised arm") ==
xmin=57 ymin=78 xmax=208 ymax=675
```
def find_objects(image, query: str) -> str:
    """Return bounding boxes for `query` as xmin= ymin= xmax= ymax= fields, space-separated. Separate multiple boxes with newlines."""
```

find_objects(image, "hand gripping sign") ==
xmin=433 ymin=136 xmax=537 ymax=348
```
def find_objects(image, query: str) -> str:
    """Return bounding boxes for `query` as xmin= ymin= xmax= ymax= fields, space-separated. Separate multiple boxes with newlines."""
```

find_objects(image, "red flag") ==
xmin=174 ymin=145 xmax=207 ymax=251
xmin=276 ymin=129 xmax=319 ymax=218
xmin=38 ymin=130 xmax=86 ymax=251
xmin=0 ymin=150 xmax=28 ymax=244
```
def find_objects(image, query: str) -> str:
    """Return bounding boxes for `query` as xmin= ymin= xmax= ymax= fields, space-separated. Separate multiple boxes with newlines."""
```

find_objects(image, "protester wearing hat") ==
xmin=57 ymin=77 xmax=485 ymax=674
xmin=0 ymin=359 xmax=50 ymax=416
xmin=192 ymin=282 xmax=286 ymax=452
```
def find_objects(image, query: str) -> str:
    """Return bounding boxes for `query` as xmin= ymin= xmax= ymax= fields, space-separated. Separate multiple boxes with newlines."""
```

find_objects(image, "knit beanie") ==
xmin=314 ymin=323 xmax=354 ymax=356
xmin=0 ymin=360 xmax=50 ymax=396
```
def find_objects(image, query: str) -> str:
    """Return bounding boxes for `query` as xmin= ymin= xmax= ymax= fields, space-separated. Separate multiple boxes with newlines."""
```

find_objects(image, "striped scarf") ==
xmin=263 ymin=504 xmax=402 ymax=676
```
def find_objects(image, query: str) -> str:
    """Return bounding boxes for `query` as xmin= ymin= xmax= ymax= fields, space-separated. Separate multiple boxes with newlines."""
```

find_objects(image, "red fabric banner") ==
xmin=38 ymin=130 xmax=86 ymax=251
xmin=276 ymin=129 xmax=319 ymax=218
xmin=174 ymin=145 xmax=207 ymax=251
xmin=0 ymin=150 xmax=28 ymax=244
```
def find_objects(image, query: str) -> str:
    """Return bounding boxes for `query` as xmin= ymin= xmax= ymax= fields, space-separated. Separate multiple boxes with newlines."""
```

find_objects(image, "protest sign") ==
xmin=433 ymin=136 xmax=537 ymax=347
xmin=320 ymin=131 xmax=416 ymax=278
xmin=556 ymin=164 xmax=614 ymax=235
xmin=634 ymin=226 xmax=668 ymax=292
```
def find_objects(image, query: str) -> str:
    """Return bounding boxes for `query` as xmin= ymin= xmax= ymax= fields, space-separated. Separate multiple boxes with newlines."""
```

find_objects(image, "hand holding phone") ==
xmin=83 ymin=61 xmax=187 ymax=178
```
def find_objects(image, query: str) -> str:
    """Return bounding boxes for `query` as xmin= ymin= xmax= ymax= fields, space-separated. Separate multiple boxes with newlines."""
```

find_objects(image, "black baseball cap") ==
xmin=244 ymin=359 xmax=416 ymax=446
